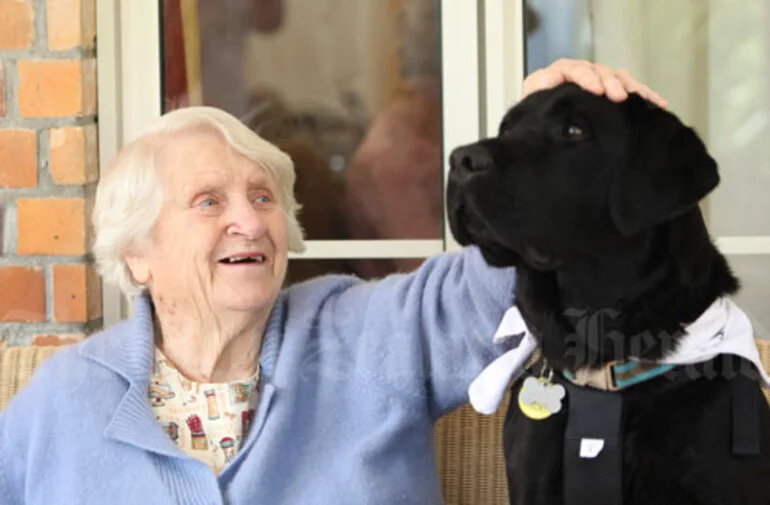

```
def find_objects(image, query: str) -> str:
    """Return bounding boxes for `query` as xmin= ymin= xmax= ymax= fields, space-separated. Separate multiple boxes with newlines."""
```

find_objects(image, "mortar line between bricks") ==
xmin=4 ymin=60 xmax=20 ymax=120
xmin=0 ymin=180 xmax=98 ymax=197
xmin=45 ymin=263 xmax=54 ymax=321
xmin=0 ymin=324 xmax=87 ymax=333
xmin=0 ymin=61 xmax=7 ymax=119
xmin=2 ymin=203 xmax=17 ymax=255
xmin=0 ymin=256 xmax=90 ymax=266
xmin=33 ymin=0 xmax=48 ymax=54
xmin=0 ymin=188 xmax=90 ymax=206
xmin=0 ymin=49 xmax=97 ymax=60
xmin=0 ymin=116 xmax=97 ymax=130
xmin=38 ymin=128 xmax=53 ymax=190
xmin=37 ymin=127 xmax=47 ymax=189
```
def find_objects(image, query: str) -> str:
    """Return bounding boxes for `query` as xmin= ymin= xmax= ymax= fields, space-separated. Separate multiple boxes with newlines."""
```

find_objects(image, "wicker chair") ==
xmin=2 ymin=341 xmax=770 ymax=505
xmin=0 ymin=345 xmax=58 ymax=411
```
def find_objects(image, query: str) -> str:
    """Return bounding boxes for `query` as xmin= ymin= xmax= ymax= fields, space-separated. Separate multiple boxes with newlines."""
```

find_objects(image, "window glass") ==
xmin=161 ymin=0 xmax=444 ymax=257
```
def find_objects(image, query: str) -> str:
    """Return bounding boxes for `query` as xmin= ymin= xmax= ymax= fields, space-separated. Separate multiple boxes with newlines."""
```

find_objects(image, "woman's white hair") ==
xmin=92 ymin=106 xmax=305 ymax=297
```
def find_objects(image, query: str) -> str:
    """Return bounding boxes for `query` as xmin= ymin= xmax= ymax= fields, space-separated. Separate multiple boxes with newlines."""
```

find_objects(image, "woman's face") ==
xmin=127 ymin=129 xmax=289 ymax=318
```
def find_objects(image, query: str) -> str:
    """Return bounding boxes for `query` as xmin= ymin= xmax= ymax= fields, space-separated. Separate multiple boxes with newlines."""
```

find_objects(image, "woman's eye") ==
xmin=199 ymin=198 xmax=217 ymax=208
xmin=254 ymin=195 xmax=272 ymax=204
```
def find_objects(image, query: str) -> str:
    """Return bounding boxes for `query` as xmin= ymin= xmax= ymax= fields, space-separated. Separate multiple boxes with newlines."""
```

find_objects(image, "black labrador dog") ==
xmin=447 ymin=83 xmax=770 ymax=505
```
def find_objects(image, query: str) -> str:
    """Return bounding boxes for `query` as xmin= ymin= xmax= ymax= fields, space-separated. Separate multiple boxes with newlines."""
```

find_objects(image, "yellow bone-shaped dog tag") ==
xmin=518 ymin=376 xmax=566 ymax=420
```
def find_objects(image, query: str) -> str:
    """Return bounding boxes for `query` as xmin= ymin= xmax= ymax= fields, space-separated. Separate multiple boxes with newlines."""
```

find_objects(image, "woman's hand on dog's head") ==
xmin=522 ymin=58 xmax=669 ymax=109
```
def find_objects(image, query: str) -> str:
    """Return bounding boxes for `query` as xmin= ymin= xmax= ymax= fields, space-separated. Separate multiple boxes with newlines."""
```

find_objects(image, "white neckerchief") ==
xmin=469 ymin=298 xmax=770 ymax=415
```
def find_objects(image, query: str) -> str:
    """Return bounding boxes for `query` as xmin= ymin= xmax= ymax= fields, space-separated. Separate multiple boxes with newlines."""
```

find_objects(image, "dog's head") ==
xmin=447 ymin=83 xmax=719 ymax=271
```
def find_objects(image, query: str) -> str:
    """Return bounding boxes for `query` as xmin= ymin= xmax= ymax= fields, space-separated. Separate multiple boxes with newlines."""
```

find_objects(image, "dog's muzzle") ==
xmin=449 ymin=144 xmax=494 ymax=177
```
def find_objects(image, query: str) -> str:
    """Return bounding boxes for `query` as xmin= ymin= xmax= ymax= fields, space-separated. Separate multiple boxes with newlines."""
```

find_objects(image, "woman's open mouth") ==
xmin=217 ymin=253 xmax=267 ymax=265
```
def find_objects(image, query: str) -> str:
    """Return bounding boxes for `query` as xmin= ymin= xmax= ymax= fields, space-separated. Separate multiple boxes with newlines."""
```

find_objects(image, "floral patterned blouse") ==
xmin=148 ymin=348 xmax=260 ymax=474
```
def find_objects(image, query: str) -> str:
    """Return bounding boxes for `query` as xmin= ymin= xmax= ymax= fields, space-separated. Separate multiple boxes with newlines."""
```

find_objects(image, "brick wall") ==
xmin=0 ymin=0 xmax=101 ymax=347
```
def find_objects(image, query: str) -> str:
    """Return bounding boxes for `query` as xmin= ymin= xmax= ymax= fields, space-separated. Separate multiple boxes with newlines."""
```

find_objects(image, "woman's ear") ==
xmin=125 ymin=255 xmax=152 ymax=286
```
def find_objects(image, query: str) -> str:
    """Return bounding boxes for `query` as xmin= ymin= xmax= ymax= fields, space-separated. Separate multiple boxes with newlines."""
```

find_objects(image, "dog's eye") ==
xmin=564 ymin=124 xmax=585 ymax=139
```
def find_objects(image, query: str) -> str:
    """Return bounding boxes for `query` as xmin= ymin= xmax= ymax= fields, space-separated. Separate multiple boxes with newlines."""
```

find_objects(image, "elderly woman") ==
xmin=0 ymin=61 xmax=664 ymax=504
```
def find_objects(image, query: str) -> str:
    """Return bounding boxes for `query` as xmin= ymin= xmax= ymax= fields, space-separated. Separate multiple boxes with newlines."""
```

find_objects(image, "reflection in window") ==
xmin=161 ymin=0 xmax=444 ymax=280
xmin=525 ymin=0 xmax=593 ymax=73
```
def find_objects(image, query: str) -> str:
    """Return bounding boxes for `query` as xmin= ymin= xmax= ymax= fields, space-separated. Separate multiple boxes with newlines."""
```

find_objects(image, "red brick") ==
xmin=17 ymin=198 xmax=87 ymax=255
xmin=53 ymin=263 xmax=101 ymax=322
xmin=47 ymin=0 xmax=95 ymax=51
xmin=0 ymin=0 xmax=34 ymax=50
xmin=0 ymin=129 xmax=37 ymax=188
xmin=49 ymin=125 xmax=98 ymax=185
xmin=0 ymin=266 xmax=45 ymax=322
xmin=17 ymin=59 xmax=96 ymax=118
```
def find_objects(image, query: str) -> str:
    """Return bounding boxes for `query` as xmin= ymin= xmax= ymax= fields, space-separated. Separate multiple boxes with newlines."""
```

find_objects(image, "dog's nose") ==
xmin=450 ymin=145 xmax=493 ymax=173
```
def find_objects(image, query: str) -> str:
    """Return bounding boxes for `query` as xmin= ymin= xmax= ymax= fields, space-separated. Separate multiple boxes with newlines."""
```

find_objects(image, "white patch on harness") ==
xmin=579 ymin=438 xmax=605 ymax=458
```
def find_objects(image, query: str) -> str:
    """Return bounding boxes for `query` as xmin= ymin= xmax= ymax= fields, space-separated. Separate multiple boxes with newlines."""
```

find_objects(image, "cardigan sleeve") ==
xmin=324 ymin=245 xmax=517 ymax=419
xmin=0 ymin=413 xmax=20 ymax=505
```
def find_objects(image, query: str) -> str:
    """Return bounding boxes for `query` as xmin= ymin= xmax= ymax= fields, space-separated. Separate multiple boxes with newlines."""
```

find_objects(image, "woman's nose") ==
xmin=226 ymin=201 xmax=267 ymax=239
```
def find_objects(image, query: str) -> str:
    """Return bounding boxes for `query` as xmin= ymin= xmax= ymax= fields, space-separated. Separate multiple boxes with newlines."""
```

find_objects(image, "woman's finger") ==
xmin=555 ymin=59 xmax=604 ymax=95
xmin=521 ymin=68 xmax=564 ymax=98
xmin=593 ymin=63 xmax=628 ymax=102
xmin=617 ymin=68 xmax=668 ymax=108
xmin=522 ymin=60 xmax=668 ymax=108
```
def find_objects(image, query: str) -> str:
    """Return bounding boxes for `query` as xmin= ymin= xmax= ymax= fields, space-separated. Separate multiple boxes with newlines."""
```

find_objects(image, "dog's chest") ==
xmin=501 ymin=367 xmax=768 ymax=505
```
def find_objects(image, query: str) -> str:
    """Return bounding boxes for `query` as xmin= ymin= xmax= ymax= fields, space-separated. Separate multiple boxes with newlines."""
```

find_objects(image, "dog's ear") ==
xmin=609 ymin=95 xmax=719 ymax=237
